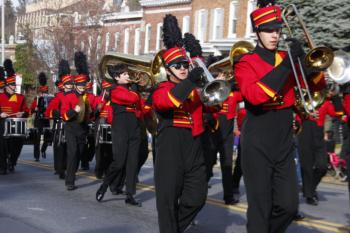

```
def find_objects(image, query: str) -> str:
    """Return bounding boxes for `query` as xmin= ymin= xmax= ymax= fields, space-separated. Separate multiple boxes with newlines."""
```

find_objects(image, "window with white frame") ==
xmin=182 ymin=16 xmax=190 ymax=35
xmin=156 ymin=23 xmax=163 ymax=50
xmin=144 ymin=24 xmax=151 ymax=54
xmin=124 ymin=28 xmax=130 ymax=54
xmin=80 ymin=41 xmax=85 ymax=51
xmin=105 ymin=32 xmax=110 ymax=53
xmin=245 ymin=0 xmax=257 ymax=37
xmin=134 ymin=28 xmax=141 ymax=55
xmin=212 ymin=8 xmax=224 ymax=40
xmin=196 ymin=9 xmax=208 ymax=43
xmin=228 ymin=1 xmax=238 ymax=38
xmin=114 ymin=32 xmax=120 ymax=51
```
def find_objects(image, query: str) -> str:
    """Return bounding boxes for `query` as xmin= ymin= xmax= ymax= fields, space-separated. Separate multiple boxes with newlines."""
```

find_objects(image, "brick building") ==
xmin=16 ymin=0 xmax=258 ymax=64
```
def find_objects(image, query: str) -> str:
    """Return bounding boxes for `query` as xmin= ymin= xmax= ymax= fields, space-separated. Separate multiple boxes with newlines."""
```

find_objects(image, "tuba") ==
xmin=208 ymin=41 xmax=254 ymax=80
xmin=99 ymin=51 xmax=167 ymax=90
xmin=327 ymin=50 xmax=350 ymax=85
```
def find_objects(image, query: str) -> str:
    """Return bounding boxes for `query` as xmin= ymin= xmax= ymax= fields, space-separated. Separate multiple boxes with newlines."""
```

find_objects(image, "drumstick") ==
xmin=7 ymin=112 xmax=24 ymax=117
xmin=101 ymin=90 xmax=106 ymax=102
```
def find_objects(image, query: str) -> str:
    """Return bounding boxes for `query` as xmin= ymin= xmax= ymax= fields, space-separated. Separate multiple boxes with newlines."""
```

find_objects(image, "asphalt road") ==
xmin=0 ymin=145 xmax=349 ymax=233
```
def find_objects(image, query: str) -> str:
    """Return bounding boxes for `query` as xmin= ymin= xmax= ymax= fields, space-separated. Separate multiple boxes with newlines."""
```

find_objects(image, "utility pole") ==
xmin=1 ymin=0 xmax=4 ymax=63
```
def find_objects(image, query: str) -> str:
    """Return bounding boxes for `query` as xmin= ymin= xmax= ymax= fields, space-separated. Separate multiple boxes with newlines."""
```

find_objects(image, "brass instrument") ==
xmin=282 ymin=4 xmax=334 ymax=71
xmin=191 ymin=57 xmax=231 ymax=106
xmin=327 ymin=50 xmax=350 ymax=85
xmin=99 ymin=51 xmax=167 ymax=90
xmin=282 ymin=4 xmax=332 ymax=116
xmin=208 ymin=41 xmax=254 ymax=80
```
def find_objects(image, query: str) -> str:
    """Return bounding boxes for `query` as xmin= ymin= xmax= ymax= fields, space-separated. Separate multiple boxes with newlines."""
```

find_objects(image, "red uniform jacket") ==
xmin=343 ymin=93 xmax=350 ymax=117
xmin=61 ymin=91 xmax=92 ymax=122
xmin=0 ymin=93 xmax=29 ymax=116
xmin=237 ymin=107 xmax=247 ymax=131
xmin=110 ymin=85 xmax=142 ymax=119
xmin=214 ymin=91 xmax=243 ymax=120
xmin=100 ymin=101 xmax=113 ymax=124
xmin=234 ymin=47 xmax=325 ymax=110
xmin=45 ymin=92 xmax=65 ymax=119
xmin=152 ymin=81 xmax=204 ymax=137
xmin=309 ymin=99 xmax=340 ymax=127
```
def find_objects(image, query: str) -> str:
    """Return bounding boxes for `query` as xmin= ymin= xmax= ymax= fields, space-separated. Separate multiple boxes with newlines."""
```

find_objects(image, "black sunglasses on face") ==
xmin=169 ymin=62 xmax=190 ymax=70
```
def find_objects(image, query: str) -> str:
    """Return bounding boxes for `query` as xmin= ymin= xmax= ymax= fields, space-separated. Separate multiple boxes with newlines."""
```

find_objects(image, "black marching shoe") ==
xmin=125 ymin=194 xmax=142 ymax=207
xmin=306 ymin=197 xmax=318 ymax=206
xmin=35 ymin=158 xmax=39 ymax=162
xmin=66 ymin=185 xmax=77 ymax=191
xmin=96 ymin=185 xmax=107 ymax=202
xmin=41 ymin=152 xmax=46 ymax=159
xmin=293 ymin=212 xmax=305 ymax=221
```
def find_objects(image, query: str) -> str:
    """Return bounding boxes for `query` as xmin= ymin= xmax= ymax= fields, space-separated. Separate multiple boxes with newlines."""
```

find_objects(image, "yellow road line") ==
xmin=18 ymin=160 xmax=350 ymax=232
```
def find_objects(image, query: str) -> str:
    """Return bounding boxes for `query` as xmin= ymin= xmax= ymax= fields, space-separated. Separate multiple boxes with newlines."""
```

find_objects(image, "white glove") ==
xmin=0 ymin=112 xmax=8 ymax=118
xmin=74 ymin=105 xmax=81 ymax=113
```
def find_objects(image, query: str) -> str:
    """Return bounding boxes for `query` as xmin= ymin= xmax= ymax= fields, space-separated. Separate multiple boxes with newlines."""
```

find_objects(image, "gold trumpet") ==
xmin=208 ymin=41 xmax=254 ymax=80
xmin=99 ymin=51 xmax=167 ymax=90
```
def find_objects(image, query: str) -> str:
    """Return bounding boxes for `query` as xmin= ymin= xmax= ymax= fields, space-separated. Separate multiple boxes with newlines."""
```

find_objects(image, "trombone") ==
xmin=282 ymin=4 xmax=334 ymax=116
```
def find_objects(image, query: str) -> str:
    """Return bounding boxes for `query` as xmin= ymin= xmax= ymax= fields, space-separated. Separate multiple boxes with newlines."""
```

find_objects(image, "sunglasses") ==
xmin=169 ymin=62 xmax=190 ymax=70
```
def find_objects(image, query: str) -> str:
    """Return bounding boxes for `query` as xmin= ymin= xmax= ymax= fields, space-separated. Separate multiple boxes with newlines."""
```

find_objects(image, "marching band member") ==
xmin=45 ymin=59 xmax=72 ymax=179
xmin=95 ymin=63 xmax=142 ymax=206
xmin=152 ymin=15 xmax=207 ymax=233
xmin=233 ymin=0 xmax=326 ymax=232
xmin=297 ymin=91 xmax=343 ymax=205
xmin=211 ymin=85 xmax=243 ymax=205
xmin=61 ymin=52 xmax=92 ymax=191
xmin=341 ymin=84 xmax=350 ymax=198
xmin=74 ymin=52 xmax=94 ymax=171
xmin=0 ymin=59 xmax=29 ymax=173
xmin=93 ymin=80 xmax=113 ymax=180
xmin=0 ymin=66 xmax=6 ymax=174
xmin=85 ymin=81 xmax=96 ymax=166
xmin=30 ymin=72 xmax=51 ymax=161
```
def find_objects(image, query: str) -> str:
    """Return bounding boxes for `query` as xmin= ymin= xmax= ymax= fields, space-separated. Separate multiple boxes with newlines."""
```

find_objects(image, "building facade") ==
xmin=16 ymin=0 xmax=257 ymax=63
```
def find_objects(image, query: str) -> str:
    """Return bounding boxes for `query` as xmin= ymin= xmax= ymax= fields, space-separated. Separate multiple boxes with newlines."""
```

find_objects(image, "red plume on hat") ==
xmin=251 ymin=0 xmax=282 ymax=32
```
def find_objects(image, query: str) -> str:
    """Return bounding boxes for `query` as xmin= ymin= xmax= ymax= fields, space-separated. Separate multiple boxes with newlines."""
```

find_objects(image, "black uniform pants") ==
xmin=339 ymin=121 xmax=350 ymax=198
xmin=297 ymin=120 xmax=328 ymax=198
xmin=65 ymin=122 xmax=87 ymax=186
xmin=215 ymin=116 xmax=234 ymax=201
xmin=232 ymin=138 xmax=242 ymax=192
xmin=0 ymin=120 xmax=7 ymax=172
xmin=95 ymin=143 xmax=113 ymax=176
xmin=241 ymin=108 xmax=298 ymax=233
xmin=33 ymin=127 xmax=50 ymax=160
xmin=155 ymin=127 xmax=207 ymax=233
xmin=6 ymin=138 xmax=24 ymax=167
xmin=200 ymin=129 xmax=218 ymax=181
xmin=102 ymin=112 xmax=140 ymax=195
xmin=137 ymin=122 xmax=150 ymax=174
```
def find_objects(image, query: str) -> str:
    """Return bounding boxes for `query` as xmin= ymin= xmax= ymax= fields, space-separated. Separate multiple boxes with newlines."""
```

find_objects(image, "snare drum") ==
xmin=3 ymin=118 xmax=28 ymax=137
xmin=99 ymin=124 xmax=112 ymax=144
